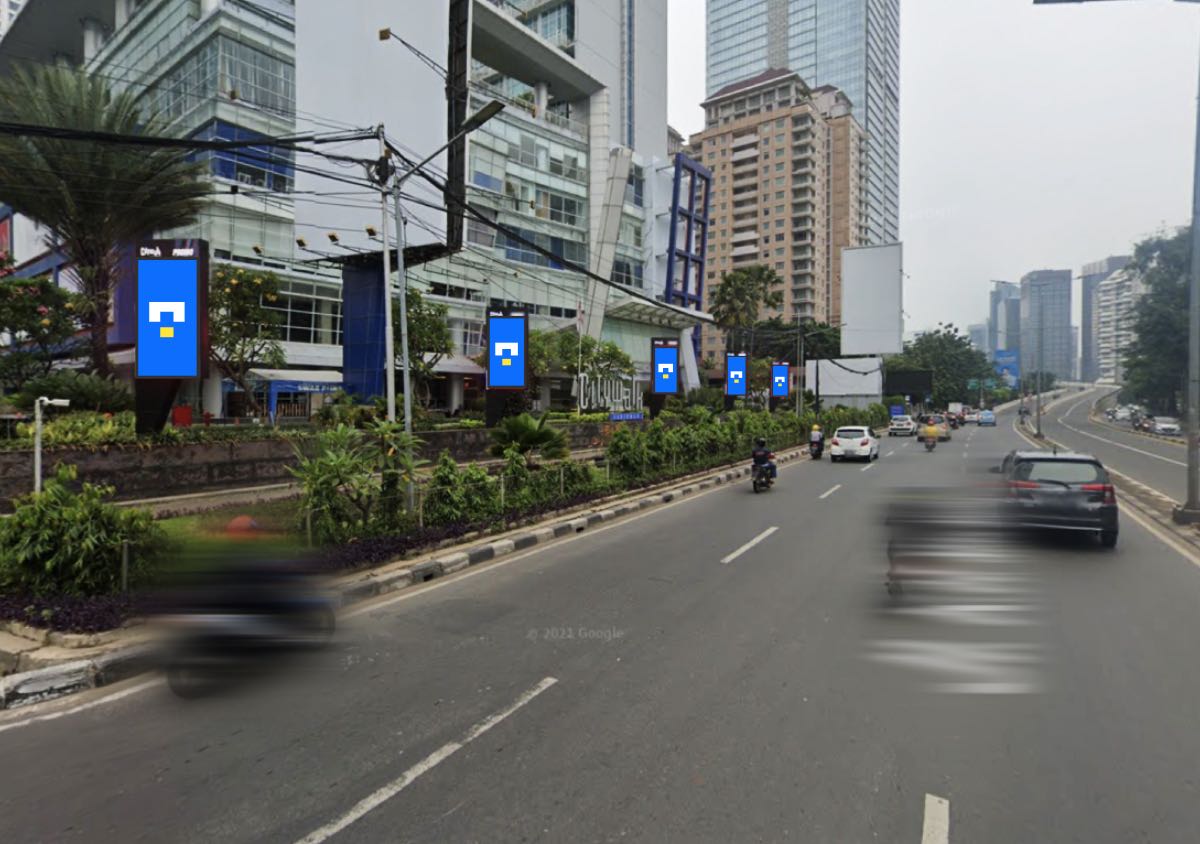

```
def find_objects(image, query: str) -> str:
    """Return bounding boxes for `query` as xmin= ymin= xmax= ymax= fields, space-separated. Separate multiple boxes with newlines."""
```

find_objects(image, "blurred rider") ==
xmin=751 ymin=437 xmax=777 ymax=480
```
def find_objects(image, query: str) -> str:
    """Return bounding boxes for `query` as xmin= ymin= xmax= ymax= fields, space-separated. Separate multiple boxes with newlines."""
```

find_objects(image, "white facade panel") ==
xmin=840 ymin=242 xmax=902 ymax=355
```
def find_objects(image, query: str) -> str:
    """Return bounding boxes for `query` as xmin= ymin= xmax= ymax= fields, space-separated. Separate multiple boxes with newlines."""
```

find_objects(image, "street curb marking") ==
xmin=921 ymin=794 xmax=950 ymax=844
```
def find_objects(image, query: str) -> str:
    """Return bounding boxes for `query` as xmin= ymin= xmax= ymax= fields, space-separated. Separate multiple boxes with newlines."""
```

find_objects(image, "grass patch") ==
xmin=158 ymin=497 xmax=301 ymax=542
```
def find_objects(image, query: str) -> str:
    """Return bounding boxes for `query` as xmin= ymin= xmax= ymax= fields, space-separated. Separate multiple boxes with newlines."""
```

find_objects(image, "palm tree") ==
xmin=490 ymin=413 xmax=569 ymax=467
xmin=0 ymin=66 xmax=208 ymax=375
xmin=708 ymin=264 xmax=784 ymax=354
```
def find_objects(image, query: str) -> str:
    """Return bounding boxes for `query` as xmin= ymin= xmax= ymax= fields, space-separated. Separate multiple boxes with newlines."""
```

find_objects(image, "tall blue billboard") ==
xmin=726 ymin=353 xmax=748 ymax=396
xmin=487 ymin=311 xmax=529 ymax=390
xmin=771 ymin=362 xmax=789 ymax=398
xmin=994 ymin=350 xmax=1020 ymax=389
xmin=136 ymin=242 xmax=206 ymax=379
xmin=651 ymin=338 xmax=680 ymax=395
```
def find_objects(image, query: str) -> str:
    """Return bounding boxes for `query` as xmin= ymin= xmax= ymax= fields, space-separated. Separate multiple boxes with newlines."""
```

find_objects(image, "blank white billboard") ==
xmin=293 ymin=0 xmax=457 ymax=254
xmin=805 ymin=359 xmax=883 ymax=398
xmin=841 ymin=243 xmax=903 ymax=355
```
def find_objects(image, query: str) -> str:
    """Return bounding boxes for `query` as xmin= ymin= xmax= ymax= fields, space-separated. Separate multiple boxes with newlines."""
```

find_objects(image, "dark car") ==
xmin=995 ymin=451 xmax=1118 ymax=547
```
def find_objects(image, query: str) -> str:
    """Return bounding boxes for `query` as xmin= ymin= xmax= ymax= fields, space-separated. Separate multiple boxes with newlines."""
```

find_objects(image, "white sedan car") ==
xmin=888 ymin=415 xmax=916 ymax=436
xmin=1154 ymin=417 xmax=1181 ymax=436
xmin=830 ymin=426 xmax=880 ymax=462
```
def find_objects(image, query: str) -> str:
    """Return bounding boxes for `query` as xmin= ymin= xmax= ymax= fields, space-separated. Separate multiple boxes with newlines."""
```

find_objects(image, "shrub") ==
xmin=423 ymin=451 xmax=471 ymax=528
xmin=15 ymin=410 xmax=137 ymax=448
xmin=0 ymin=465 xmax=168 ymax=597
xmin=289 ymin=425 xmax=381 ymax=544
xmin=13 ymin=370 xmax=134 ymax=413
xmin=490 ymin=412 xmax=568 ymax=466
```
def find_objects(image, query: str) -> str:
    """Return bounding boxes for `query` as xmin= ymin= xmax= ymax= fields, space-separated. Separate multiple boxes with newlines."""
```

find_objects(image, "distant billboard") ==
xmin=487 ymin=311 xmax=528 ymax=390
xmin=883 ymin=369 xmax=933 ymax=398
xmin=805 ymin=359 xmax=883 ymax=398
xmin=994 ymin=350 xmax=1020 ymax=389
xmin=135 ymin=241 xmax=208 ymax=379
xmin=841 ymin=243 xmax=903 ymax=355
xmin=726 ymin=353 xmax=748 ymax=396
xmin=771 ymin=363 xmax=790 ymax=398
xmin=651 ymin=338 xmax=680 ymax=394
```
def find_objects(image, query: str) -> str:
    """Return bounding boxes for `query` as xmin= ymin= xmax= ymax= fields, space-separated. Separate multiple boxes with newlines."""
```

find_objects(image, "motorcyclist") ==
xmin=751 ymin=437 xmax=777 ymax=480
xmin=810 ymin=424 xmax=824 ymax=445
xmin=921 ymin=418 xmax=940 ymax=445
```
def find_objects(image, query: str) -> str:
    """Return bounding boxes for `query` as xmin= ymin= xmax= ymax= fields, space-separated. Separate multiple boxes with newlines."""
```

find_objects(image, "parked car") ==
xmin=830 ymin=426 xmax=880 ymax=462
xmin=994 ymin=451 xmax=1118 ymax=548
xmin=978 ymin=409 xmax=996 ymax=426
xmin=1153 ymin=417 xmax=1181 ymax=436
xmin=888 ymin=415 xmax=916 ymax=436
xmin=1113 ymin=407 xmax=1132 ymax=422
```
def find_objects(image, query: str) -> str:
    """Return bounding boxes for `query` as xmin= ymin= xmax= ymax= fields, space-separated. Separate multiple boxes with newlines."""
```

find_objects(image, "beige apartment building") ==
xmin=688 ymin=69 xmax=866 ymax=359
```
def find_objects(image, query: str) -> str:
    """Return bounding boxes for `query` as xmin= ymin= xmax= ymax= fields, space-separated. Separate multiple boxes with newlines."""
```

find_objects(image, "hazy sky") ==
xmin=666 ymin=0 xmax=1199 ymax=334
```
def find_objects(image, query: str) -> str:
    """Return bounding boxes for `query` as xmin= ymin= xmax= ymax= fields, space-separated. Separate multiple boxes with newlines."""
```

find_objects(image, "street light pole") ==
xmin=1179 ymin=28 xmax=1200 ymax=521
xmin=1036 ymin=306 xmax=1044 ymax=438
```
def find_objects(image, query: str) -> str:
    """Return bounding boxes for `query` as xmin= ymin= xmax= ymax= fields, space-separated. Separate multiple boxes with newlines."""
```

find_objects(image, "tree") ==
xmin=0 ymin=66 xmax=208 ymax=376
xmin=1122 ymin=229 xmax=1188 ymax=415
xmin=884 ymin=323 xmax=990 ymax=408
xmin=709 ymin=265 xmax=784 ymax=354
xmin=0 ymin=277 xmax=82 ymax=391
xmin=393 ymin=289 xmax=453 ymax=407
xmin=751 ymin=317 xmax=842 ymax=365
xmin=208 ymin=264 xmax=285 ymax=417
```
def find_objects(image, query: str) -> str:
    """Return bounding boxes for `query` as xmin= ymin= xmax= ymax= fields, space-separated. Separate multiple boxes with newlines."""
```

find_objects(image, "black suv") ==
xmin=995 ymin=450 xmax=1119 ymax=548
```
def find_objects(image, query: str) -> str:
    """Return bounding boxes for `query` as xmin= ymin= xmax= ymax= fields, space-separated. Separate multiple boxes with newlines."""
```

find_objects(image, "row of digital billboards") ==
xmin=134 ymin=246 xmax=794 ymax=399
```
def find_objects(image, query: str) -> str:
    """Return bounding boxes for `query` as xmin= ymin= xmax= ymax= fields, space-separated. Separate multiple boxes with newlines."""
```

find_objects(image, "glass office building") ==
xmin=706 ymin=0 xmax=899 ymax=244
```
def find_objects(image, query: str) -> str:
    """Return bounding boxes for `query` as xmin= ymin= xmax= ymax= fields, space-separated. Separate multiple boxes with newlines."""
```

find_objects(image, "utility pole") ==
xmin=796 ymin=322 xmax=804 ymax=416
xmin=377 ymin=125 xmax=397 ymax=424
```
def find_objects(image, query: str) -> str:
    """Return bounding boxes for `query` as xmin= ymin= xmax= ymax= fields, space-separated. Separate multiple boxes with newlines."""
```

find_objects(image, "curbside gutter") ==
xmin=1 ymin=442 xmax=814 ymax=710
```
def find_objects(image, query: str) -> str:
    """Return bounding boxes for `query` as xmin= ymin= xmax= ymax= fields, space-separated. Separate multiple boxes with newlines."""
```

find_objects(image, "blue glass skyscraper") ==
xmin=707 ymin=0 xmax=899 ymax=245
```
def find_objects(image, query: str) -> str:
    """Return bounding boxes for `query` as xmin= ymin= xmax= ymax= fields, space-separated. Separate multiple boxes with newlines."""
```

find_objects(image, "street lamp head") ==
xmin=461 ymin=100 xmax=505 ymax=134
xmin=37 ymin=396 xmax=69 ymax=408
xmin=327 ymin=232 xmax=340 ymax=244
xmin=365 ymin=225 xmax=378 ymax=239
xmin=378 ymin=28 xmax=392 ymax=41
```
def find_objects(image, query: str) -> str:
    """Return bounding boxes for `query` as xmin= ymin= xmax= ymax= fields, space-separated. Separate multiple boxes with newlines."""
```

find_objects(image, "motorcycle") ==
xmin=161 ymin=567 xmax=336 ymax=699
xmin=924 ymin=436 xmax=936 ymax=452
xmin=752 ymin=463 xmax=774 ymax=493
xmin=809 ymin=439 xmax=824 ymax=460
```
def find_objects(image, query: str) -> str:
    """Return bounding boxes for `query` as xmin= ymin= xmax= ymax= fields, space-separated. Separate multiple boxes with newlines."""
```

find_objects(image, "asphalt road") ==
xmin=1040 ymin=388 xmax=1188 ymax=502
xmin=5 ymin=408 xmax=1200 ymax=842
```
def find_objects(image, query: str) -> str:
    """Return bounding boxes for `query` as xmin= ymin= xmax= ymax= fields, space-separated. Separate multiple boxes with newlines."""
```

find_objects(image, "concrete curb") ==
xmin=0 ymin=443 xmax=813 ymax=710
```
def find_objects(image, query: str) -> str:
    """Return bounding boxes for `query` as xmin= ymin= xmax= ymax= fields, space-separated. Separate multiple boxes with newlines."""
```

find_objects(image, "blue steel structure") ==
xmin=340 ymin=256 xmax=388 ymax=402
xmin=663 ymin=153 xmax=712 ymax=357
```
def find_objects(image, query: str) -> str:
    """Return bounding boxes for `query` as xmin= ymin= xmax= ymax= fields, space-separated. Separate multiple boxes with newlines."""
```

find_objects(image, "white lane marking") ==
xmin=921 ymin=793 xmax=950 ymax=844
xmin=720 ymin=526 xmax=779 ymax=564
xmin=349 ymin=460 xmax=795 ymax=619
xmin=1057 ymin=399 xmax=1185 ymax=467
xmin=886 ymin=450 xmax=895 ymax=457
xmin=0 ymin=679 xmax=161 ymax=734
xmin=1116 ymin=498 xmax=1200 ymax=569
xmin=819 ymin=484 xmax=842 ymax=500
xmin=860 ymin=462 xmax=875 ymax=472
xmin=295 ymin=677 xmax=558 ymax=844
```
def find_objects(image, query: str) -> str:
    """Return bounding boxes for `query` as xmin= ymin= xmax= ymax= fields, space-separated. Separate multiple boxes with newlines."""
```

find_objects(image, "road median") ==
xmin=1 ymin=440 xmax=816 ymax=710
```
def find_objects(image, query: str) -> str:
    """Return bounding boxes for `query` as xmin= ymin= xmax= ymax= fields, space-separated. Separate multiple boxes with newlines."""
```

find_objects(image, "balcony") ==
xmin=731 ymin=229 xmax=759 ymax=244
xmin=732 ymin=243 xmax=759 ymax=258
xmin=731 ymin=133 xmax=759 ymax=149
xmin=732 ymin=146 xmax=759 ymax=163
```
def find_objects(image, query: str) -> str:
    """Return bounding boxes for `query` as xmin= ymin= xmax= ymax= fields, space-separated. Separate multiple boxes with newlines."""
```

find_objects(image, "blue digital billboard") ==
xmin=136 ymin=242 xmax=205 ymax=379
xmin=994 ymin=350 xmax=1020 ymax=389
xmin=726 ymin=353 xmax=747 ymax=396
xmin=771 ymin=363 xmax=790 ymax=398
xmin=651 ymin=338 xmax=680 ymax=395
xmin=487 ymin=312 xmax=528 ymax=389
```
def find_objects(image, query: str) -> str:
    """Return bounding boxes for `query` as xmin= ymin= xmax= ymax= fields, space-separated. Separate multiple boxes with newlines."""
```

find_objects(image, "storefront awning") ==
xmin=604 ymin=299 xmax=713 ymax=331
xmin=433 ymin=355 xmax=485 ymax=376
